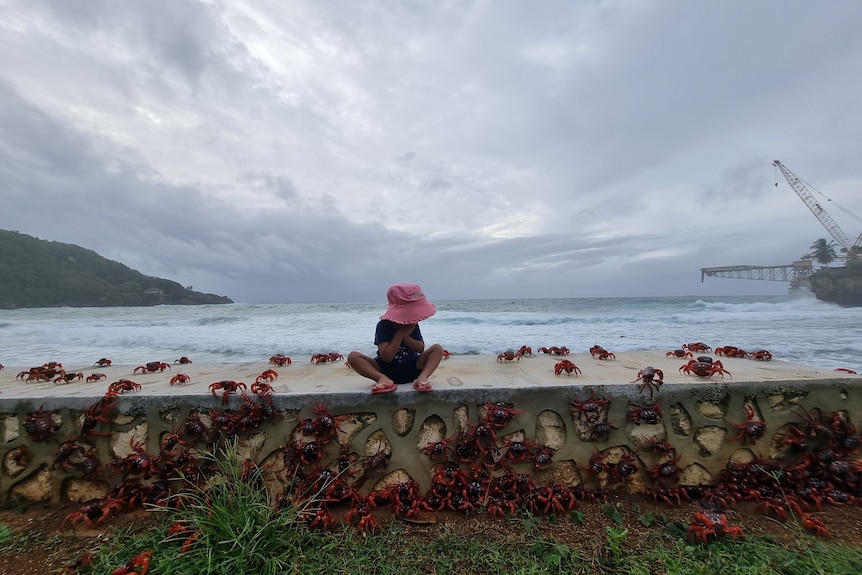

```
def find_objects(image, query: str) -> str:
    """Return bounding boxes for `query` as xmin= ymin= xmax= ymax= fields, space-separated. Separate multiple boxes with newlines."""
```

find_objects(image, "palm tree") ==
xmin=810 ymin=238 xmax=838 ymax=267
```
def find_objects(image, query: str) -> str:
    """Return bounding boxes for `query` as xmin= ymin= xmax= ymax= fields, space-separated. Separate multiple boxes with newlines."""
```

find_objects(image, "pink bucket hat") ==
xmin=379 ymin=283 xmax=436 ymax=324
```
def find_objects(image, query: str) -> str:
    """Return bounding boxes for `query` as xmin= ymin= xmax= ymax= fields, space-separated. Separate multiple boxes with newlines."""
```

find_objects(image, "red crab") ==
xmin=584 ymin=418 xmax=619 ymax=442
xmin=55 ymin=372 xmax=84 ymax=383
xmin=502 ymin=437 xmax=541 ymax=463
xmin=748 ymin=349 xmax=772 ymax=361
xmin=108 ymin=379 xmax=141 ymax=394
xmin=109 ymin=438 xmax=159 ymax=478
xmin=627 ymin=400 xmax=663 ymax=425
xmin=665 ymin=349 xmax=693 ymax=359
xmin=94 ymin=358 xmax=112 ymax=367
xmin=168 ymin=520 xmax=201 ymax=553
xmin=715 ymin=346 xmax=747 ymax=358
xmin=23 ymin=367 xmax=54 ymax=382
xmin=682 ymin=342 xmax=712 ymax=353
xmin=174 ymin=356 xmax=193 ymax=364
xmin=346 ymin=500 xmax=382 ymax=533
xmin=301 ymin=508 xmax=336 ymax=531
xmin=86 ymin=373 xmax=107 ymax=382
xmin=311 ymin=352 xmax=344 ymax=363
xmin=554 ymin=359 xmax=582 ymax=376
xmin=52 ymin=435 xmax=86 ymax=470
xmin=532 ymin=445 xmax=556 ymax=469
xmin=79 ymin=393 xmax=118 ymax=437
xmin=308 ymin=400 xmax=348 ymax=441
xmin=181 ymin=412 xmax=212 ymax=443
xmin=581 ymin=449 xmax=611 ymax=482
xmin=679 ymin=358 xmax=731 ymax=378
xmin=481 ymin=400 xmax=524 ymax=429
xmin=250 ymin=381 xmax=274 ymax=396
xmin=726 ymin=404 xmax=766 ymax=445
xmin=632 ymin=366 xmax=663 ymax=399
xmin=688 ymin=510 xmax=744 ymax=543
xmin=422 ymin=437 xmax=454 ymax=462
xmin=801 ymin=513 xmax=831 ymax=538
xmin=614 ymin=451 xmax=640 ymax=482
xmin=133 ymin=361 xmax=170 ymax=374
xmin=209 ymin=380 xmax=247 ymax=404
xmin=57 ymin=552 xmax=94 ymax=575
xmin=170 ymin=373 xmax=191 ymax=385
xmin=269 ymin=353 xmax=292 ymax=366
xmin=497 ymin=349 xmax=524 ymax=362
xmin=647 ymin=451 xmax=683 ymax=486
xmin=834 ymin=368 xmax=858 ymax=375
xmin=640 ymin=435 xmax=675 ymax=456
xmin=111 ymin=550 xmax=152 ymax=575
xmin=255 ymin=369 xmax=279 ymax=384
xmin=570 ymin=389 xmax=610 ymax=422
xmin=23 ymin=405 xmax=61 ymax=442
xmin=61 ymin=499 xmax=126 ymax=530
xmin=538 ymin=346 xmax=570 ymax=355
xmin=590 ymin=345 xmax=616 ymax=360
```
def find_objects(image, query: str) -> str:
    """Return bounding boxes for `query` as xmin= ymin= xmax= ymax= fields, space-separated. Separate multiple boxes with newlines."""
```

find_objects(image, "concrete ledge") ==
xmin=0 ymin=352 xmax=845 ymax=409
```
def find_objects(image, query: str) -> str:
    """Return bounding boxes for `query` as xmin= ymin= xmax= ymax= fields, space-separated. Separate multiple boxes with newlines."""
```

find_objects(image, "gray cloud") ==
xmin=1 ymin=1 xmax=861 ymax=303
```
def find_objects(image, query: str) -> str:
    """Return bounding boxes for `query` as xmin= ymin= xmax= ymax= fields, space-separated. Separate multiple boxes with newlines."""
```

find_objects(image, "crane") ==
xmin=773 ymin=160 xmax=862 ymax=255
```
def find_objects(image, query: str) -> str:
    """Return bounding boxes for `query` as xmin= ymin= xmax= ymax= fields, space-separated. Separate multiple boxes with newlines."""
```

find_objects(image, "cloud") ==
xmin=1 ymin=0 xmax=861 ymax=303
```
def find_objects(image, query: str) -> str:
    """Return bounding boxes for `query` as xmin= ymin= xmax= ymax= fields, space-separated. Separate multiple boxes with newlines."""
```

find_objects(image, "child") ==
xmin=347 ymin=283 xmax=445 ymax=394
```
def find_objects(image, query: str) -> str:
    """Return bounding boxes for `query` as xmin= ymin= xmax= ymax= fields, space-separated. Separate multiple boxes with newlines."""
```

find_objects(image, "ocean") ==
xmin=1 ymin=295 xmax=860 ymax=372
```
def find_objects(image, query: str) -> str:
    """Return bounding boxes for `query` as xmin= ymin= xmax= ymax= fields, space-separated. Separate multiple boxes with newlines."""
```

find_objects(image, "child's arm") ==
xmin=401 ymin=326 xmax=425 ymax=354
xmin=377 ymin=324 xmax=421 ymax=361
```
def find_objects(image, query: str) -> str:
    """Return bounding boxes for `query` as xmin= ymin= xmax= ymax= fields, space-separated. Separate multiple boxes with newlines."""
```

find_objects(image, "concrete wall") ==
xmin=2 ymin=371 xmax=858 ymax=505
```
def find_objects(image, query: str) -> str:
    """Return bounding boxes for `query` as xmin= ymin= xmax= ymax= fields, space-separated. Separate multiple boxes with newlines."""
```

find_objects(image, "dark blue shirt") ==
xmin=374 ymin=320 xmax=422 ymax=366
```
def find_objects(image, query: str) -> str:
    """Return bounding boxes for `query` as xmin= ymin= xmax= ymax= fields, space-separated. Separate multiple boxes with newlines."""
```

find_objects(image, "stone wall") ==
xmin=2 ymin=375 xmax=857 ymax=505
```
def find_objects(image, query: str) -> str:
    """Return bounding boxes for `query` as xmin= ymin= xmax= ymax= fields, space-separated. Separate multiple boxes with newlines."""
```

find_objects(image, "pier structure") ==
xmin=700 ymin=258 xmax=815 ymax=291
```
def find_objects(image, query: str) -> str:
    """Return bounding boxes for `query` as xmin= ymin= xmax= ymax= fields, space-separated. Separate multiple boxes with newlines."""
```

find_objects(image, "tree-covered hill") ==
xmin=808 ymin=258 xmax=862 ymax=307
xmin=0 ymin=229 xmax=233 ymax=309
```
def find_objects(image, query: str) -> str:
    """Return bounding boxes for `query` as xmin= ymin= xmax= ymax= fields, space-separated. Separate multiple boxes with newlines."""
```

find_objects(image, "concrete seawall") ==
xmin=0 ymin=352 xmax=857 ymax=505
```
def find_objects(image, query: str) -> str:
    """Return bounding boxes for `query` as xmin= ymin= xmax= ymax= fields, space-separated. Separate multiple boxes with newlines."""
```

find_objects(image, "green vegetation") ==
xmin=810 ymin=238 xmax=839 ymax=267
xmin=0 ymin=229 xmax=232 ymax=308
xmin=23 ymin=447 xmax=859 ymax=575
xmin=56 ymin=507 xmax=862 ymax=575
xmin=809 ymin=255 xmax=862 ymax=307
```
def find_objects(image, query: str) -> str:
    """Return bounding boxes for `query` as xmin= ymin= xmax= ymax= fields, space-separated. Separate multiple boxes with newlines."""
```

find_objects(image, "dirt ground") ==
xmin=2 ymin=493 xmax=862 ymax=574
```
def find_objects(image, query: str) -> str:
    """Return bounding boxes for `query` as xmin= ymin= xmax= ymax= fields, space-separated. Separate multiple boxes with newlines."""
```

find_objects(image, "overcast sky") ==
xmin=2 ymin=1 xmax=861 ymax=303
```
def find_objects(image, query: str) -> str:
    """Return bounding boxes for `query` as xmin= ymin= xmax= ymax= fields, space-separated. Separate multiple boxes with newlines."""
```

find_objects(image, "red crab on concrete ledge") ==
xmin=209 ymin=380 xmax=247 ymax=404
xmin=679 ymin=358 xmax=731 ymax=379
xmin=632 ymin=366 xmax=663 ymax=399
xmin=497 ymin=349 xmax=524 ymax=362
xmin=554 ymin=359 xmax=582 ymax=376
xmin=589 ymin=345 xmax=616 ymax=360
xmin=134 ymin=361 xmax=170 ymax=374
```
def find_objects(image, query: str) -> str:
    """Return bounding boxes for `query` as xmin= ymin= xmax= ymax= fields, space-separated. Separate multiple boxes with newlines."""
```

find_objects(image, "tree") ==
xmin=810 ymin=238 xmax=838 ymax=267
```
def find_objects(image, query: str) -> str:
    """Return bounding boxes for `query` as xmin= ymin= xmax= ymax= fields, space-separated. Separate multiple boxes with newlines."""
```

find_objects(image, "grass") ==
xmin=66 ymin=446 xmax=862 ymax=575
xmin=0 ymin=524 xmax=11 ymax=545
xmin=89 ymin=518 xmax=862 ymax=575
xmin=89 ymin=447 xmax=324 ymax=575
